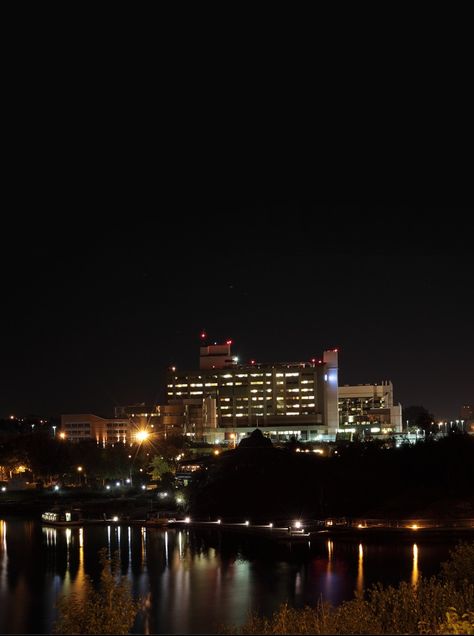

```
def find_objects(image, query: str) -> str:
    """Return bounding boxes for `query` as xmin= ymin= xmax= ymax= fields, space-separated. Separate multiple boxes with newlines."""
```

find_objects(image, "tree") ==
xmin=403 ymin=405 xmax=436 ymax=436
xmin=441 ymin=542 xmax=474 ymax=587
xmin=53 ymin=549 xmax=142 ymax=634
xmin=149 ymin=454 xmax=173 ymax=481
xmin=238 ymin=428 xmax=273 ymax=448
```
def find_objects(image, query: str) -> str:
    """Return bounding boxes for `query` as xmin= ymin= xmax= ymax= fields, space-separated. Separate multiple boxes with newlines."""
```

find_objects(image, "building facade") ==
xmin=60 ymin=414 xmax=130 ymax=444
xmin=60 ymin=340 xmax=403 ymax=445
xmin=166 ymin=344 xmax=339 ymax=443
xmin=460 ymin=404 xmax=474 ymax=434
xmin=338 ymin=382 xmax=402 ymax=435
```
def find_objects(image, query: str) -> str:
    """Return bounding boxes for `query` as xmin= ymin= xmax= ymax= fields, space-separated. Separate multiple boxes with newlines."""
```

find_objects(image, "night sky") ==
xmin=2 ymin=200 xmax=472 ymax=421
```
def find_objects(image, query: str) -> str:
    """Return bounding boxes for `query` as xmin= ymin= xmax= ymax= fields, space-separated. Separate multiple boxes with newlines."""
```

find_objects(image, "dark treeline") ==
xmin=188 ymin=434 xmax=474 ymax=520
xmin=0 ymin=432 xmax=149 ymax=486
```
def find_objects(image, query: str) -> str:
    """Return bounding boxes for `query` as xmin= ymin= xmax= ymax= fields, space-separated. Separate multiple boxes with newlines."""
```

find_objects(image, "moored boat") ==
xmin=41 ymin=509 xmax=83 ymax=526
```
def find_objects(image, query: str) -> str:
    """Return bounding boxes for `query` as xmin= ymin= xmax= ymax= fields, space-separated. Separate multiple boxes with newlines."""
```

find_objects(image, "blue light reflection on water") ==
xmin=0 ymin=518 xmax=460 ymax=634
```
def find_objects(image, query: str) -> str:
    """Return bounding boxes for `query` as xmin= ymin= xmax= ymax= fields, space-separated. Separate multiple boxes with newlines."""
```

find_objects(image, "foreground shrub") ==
xmin=228 ymin=577 xmax=474 ymax=634
xmin=438 ymin=608 xmax=474 ymax=634
xmin=441 ymin=542 xmax=474 ymax=587
xmin=53 ymin=548 xmax=142 ymax=634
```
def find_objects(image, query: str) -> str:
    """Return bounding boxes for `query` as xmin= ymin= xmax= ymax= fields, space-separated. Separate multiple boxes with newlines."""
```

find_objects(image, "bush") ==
xmin=438 ymin=608 xmax=474 ymax=634
xmin=53 ymin=548 xmax=142 ymax=634
xmin=227 ymin=542 xmax=474 ymax=634
xmin=441 ymin=542 xmax=474 ymax=587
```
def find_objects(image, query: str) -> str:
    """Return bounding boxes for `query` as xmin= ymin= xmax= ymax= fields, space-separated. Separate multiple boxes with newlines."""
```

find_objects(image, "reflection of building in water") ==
xmin=327 ymin=540 xmax=333 ymax=562
xmin=0 ymin=520 xmax=7 ymax=589
xmin=356 ymin=544 xmax=364 ymax=594
xmin=178 ymin=531 xmax=183 ymax=559
xmin=411 ymin=544 xmax=419 ymax=586
xmin=141 ymin=527 xmax=147 ymax=565
xmin=61 ymin=527 xmax=86 ymax=601
xmin=42 ymin=527 xmax=57 ymax=546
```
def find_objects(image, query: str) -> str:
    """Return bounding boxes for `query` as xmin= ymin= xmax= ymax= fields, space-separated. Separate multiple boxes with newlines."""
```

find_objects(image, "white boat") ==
xmin=41 ymin=510 xmax=83 ymax=526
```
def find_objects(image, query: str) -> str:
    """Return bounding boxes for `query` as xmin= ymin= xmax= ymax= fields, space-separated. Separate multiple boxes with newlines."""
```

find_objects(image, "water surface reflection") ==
xmin=0 ymin=519 xmax=459 ymax=634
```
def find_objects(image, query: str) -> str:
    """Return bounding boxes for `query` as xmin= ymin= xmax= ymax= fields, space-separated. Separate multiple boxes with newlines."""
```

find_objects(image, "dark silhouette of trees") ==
xmin=238 ymin=429 xmax=273 ymax=449
xmin=188 ymin=435 xmax=474 ymax=520
xmin=403 ymin=405 xmax=436 ymax=436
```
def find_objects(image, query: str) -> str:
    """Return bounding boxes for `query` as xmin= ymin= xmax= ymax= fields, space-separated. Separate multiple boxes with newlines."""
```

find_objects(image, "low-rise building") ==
xmin=338 ymin=382 xmax=402 ymax=435
xmin=60 ymin=413 xmax=130 ymax=444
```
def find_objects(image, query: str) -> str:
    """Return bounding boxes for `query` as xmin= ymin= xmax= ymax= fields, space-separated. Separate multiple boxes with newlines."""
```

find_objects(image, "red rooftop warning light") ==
xmin=250 ymin=359 xmax=256 ymax=365
xmin=333 ymin=348 xmax=338 ymax=352
xmin=200 ymin=331 xmax=206 ymax=339
xmin=226 ymin=339 xmax=233 ymax=345
xmin=311 ymin=358 xmax=316 ymax=363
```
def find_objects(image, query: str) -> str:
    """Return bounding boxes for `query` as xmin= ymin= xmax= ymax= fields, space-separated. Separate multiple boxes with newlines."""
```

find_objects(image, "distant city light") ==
xmin=135 ymin=430 xmax=149 ymax=443
xmin=184 ymin=516 xmax=191 ymax=523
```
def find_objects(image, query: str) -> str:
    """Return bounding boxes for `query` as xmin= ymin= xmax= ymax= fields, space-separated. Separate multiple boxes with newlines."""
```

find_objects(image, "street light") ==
xmin=135 ymin=430 xmax=149 ymax=443
xmin=52 ymin=425 xmax=56 ymax=437
xmin=129 ymin=430 xmax=151 ymax=486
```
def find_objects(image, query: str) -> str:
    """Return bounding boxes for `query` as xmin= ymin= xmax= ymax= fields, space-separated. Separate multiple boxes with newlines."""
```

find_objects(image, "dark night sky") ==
xmin=1 ymin=23 xmax=472 ymax=422
xmin=1 ymin=199 xmax=472 ymax=421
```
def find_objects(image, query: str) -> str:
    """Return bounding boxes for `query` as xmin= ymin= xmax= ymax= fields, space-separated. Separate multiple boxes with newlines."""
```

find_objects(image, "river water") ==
xmin=0 ymin=517 xmax=462 ymax=634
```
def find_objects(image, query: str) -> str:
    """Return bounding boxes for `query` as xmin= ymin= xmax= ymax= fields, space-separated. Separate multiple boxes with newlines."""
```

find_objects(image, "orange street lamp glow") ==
xmin=59 ymin=432 xmax=66 ymax=439
xmin=135 ymin=431 xmax=149 ymax=443
xmin=77 ymin=466 xmax=83 ymax=472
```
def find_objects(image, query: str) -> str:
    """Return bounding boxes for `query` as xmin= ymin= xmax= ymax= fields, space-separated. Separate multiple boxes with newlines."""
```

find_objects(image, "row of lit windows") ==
xmin=221 ymin=411 xmax=317 ymax=418
xmin=170 ymin=379 xmax=315 ymax=389
xmin=65 ymin=423 xmax=90 ymax=429
xmin=221 ymin=403 xmax=316 ymax=411
xmin=171 ymin=373 xmax=315 ymax=382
